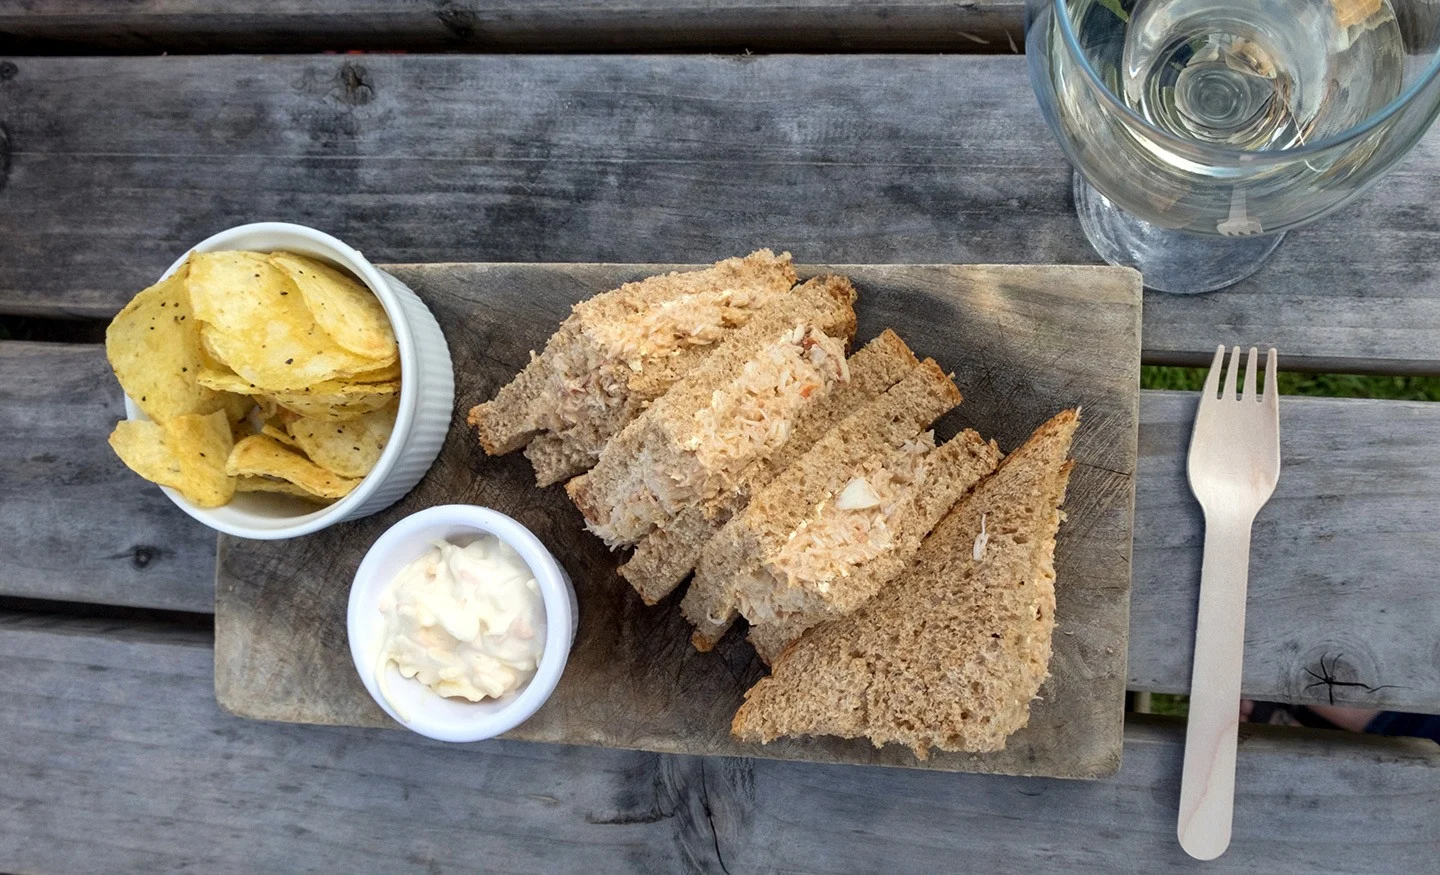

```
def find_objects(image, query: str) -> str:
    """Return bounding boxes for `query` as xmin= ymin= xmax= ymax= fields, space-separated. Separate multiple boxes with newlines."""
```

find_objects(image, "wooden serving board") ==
xmin=215 ymin=262 xmax=1141 ymax=779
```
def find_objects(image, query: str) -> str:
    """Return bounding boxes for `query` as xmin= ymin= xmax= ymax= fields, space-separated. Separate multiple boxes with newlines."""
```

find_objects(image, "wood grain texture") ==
xmin=7 ymin=342 xmax=1440 ymax=714
xmin=3 ymin=54 xmax=1440 ymax=371
xmin=0 ymin=342 xmax=216 ymax=613
xmin=215 ymin=262 xmax=1141 ymax=779
xmin=0 ymin=1 xmax=1026 ymax=53
xmin=1132 ymin=393 xmax=1440 ymax=714
xmin=2 ymin=612 xmax=1437 ymax=873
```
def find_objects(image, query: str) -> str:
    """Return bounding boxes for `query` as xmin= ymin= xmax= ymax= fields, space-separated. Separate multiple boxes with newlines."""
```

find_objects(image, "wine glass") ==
xmin=1027 ymin=0 xmax=1440 ymax=293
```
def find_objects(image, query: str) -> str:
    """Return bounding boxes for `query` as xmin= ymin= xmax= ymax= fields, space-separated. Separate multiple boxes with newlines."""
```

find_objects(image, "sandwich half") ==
xmin=682 ymin=359 xmax=978 ymax=651
xmin=468 ymin=250 xmax=798 ymax=486
xmin=737 ymin=426 xmax=1002 ymax=663
xmin=566 ymin=275 xmax=860 ymax=549
xmin=731 ymin=408 xmax=1078 ymax=759
xmin=617 ymin=329 xmax=922 ymax=605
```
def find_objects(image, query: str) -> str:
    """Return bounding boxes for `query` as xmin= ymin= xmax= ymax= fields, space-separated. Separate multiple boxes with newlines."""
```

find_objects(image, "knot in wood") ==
xmin=336 ymin=63 xmax=374 ymax=106
xmin=1298 ymin=647 xmax=1400 ymax=706
xmin=131 ymin=545 xmax=159 ymax=570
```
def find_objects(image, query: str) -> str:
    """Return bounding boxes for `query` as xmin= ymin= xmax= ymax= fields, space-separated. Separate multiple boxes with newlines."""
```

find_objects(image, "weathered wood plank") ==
xmin=5 ymin=341 xmax=1440 ymax=712
xmin=0 ymin=1 xmax=1026 ymax=54
xmin=1 ymin=613 xmax=1435 ymax=873
xmin=1133 ymin=392 xmax=1440 ymax=715
xmin=0 ymin=342 xmax=215 ymax=613
xmin=3 ymin=55 xmax=1440 ymax=371
xmin=213 ymin=262 xmax=1141 ymax=779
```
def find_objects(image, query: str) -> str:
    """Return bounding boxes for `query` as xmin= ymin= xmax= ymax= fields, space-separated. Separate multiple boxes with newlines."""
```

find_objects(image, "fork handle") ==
xmin=1178 ymin=513 xmax=1254 ymax=860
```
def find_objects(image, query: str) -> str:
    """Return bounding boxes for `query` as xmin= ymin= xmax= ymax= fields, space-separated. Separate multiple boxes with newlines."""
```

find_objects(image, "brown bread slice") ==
xmin=683 ymin=359 xmax=965 ymax=650
xmin=618 ymin=329 xmax=920 ymax=605
xmin=566 ymin=275 xmax=858 ymax=548
xmin=467 ymin=250 xmax=798 ymax=485
xmin=522 ymin=432 xmax=595 ymax=488
xmin=473 ymin=250 xmax=795 ymax=457
xmin=743 ymin=429 xmax=1002 ymax=663
xmin=731 ymin=409 xmax=1078 ymax=759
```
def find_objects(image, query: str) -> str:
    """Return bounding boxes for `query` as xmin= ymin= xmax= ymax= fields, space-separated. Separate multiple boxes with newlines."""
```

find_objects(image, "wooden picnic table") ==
xmin=2 ymin=4 xmax=1438 ymax=872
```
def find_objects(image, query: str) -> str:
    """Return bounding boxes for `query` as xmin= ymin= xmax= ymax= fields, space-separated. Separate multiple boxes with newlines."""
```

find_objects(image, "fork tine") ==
xmin=1242 ymin=347 xmax=1258 ymax=400
xmin=1264 ymin=348 xmax=1278 ymax=409
xmin=1221 ymin=346 xmax=1240 ymax=400
xmin=1203 ymin=345 xmax=1225 ymax=398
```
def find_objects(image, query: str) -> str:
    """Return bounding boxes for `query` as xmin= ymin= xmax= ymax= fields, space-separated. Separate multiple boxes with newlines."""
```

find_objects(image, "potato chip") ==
xmin=351 ymin=359 xmax=402 ymax=383
xmin=215 ymin=391 xmax=258 ymax=425
xmin=235 ymin=475 xmax=327 ymax=501
xmin=191 ymin=367 xmax=269 ymax=425
xmin=109 ymin=420 xmax=179 ymax=485
xmin=197 ymin=366 xmax=392 ymax=417
xmin=288 ymin=401 xmax=397 ymax=478
xmin=164 ymin=412 xmax=240 ymax=498
xmin=188 ymin=251 xmax=379 ymax=390
xmin=200 ymin=316 xmax=376 ymax=392
xmin=269 ymin=380 xmax=400 ymax=420
xmin=194 ymin=367 xmax=260 ymax=395
xmin=270 ymin=253 xmax=398 ymax=362
xmin=109 ymin=411 xmax=236 ymax=507
xmin=195 ymin=359 xmax=398 ymax=420
xmin=104 ymin=247 xmax=409 ymax=511
xmin=186 ymin=252 xmax=269 ymax=320
xmin=106 ymin=264 xmax=236 ymax=424
xmin=226 ymin=435 xmax=362 ymax=500
xmin=198 ymin=338 xmax=232 ymax=373
xmin=261 ymin=423 xmax=301 ymax=448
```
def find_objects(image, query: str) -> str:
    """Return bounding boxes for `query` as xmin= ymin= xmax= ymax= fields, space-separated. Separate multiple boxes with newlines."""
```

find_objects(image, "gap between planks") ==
xmin=5 ymin=313 xmax=1431 ymax=377
xmin=0 ymin=1 xmax=1027 ymax=55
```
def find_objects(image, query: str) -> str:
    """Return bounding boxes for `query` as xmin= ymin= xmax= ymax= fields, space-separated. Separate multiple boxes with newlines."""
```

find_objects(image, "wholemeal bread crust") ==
xmin=683 ymin=357 xmax=966 ymax=650
xmin=619 ymin=329 xmax=920 ymax=605
xmin=743 ymin=428 xmax=1002 ymax=663
xmin=467 ymin=250 xmax=799 ymax=484
xmin=731 ymin=409 xmax=1078 ymax=759
xmin=566 ymin=275 xmax=858 ymax=546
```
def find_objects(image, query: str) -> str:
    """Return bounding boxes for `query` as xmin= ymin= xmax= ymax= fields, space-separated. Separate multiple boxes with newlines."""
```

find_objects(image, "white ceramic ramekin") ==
xmin=120 ymin=222 xmax=454 ymax=539
xmin=347 ymin=505 xmax=578 ymax=743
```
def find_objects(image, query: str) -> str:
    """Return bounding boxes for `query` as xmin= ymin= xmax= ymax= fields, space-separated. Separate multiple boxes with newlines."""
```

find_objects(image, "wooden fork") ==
xmin=1177 ymin=346 xmax=1281 ymax=860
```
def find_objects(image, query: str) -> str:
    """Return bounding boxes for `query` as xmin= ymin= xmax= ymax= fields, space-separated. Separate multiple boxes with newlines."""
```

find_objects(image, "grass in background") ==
xmin=1147 ymin=694 xmax=1189 ymax=717
xmin=1142 ymin=366 xmax=1440 ymax=401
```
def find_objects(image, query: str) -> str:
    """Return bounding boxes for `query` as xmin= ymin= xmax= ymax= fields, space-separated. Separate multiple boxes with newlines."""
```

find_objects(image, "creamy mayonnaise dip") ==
xmin=375 ymin=536 xmax=547 ymax=708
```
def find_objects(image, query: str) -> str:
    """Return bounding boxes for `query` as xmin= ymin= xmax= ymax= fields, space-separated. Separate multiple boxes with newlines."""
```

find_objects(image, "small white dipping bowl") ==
xmin=121 ymin=222 xmax=454 ymax=539
xmin=348 ymin=505 xmax=579 ymax=743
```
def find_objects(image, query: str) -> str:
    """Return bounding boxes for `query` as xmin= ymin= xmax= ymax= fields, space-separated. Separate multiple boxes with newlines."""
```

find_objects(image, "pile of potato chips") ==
xmin=106 ymin=250 xmax=401 ymax=508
